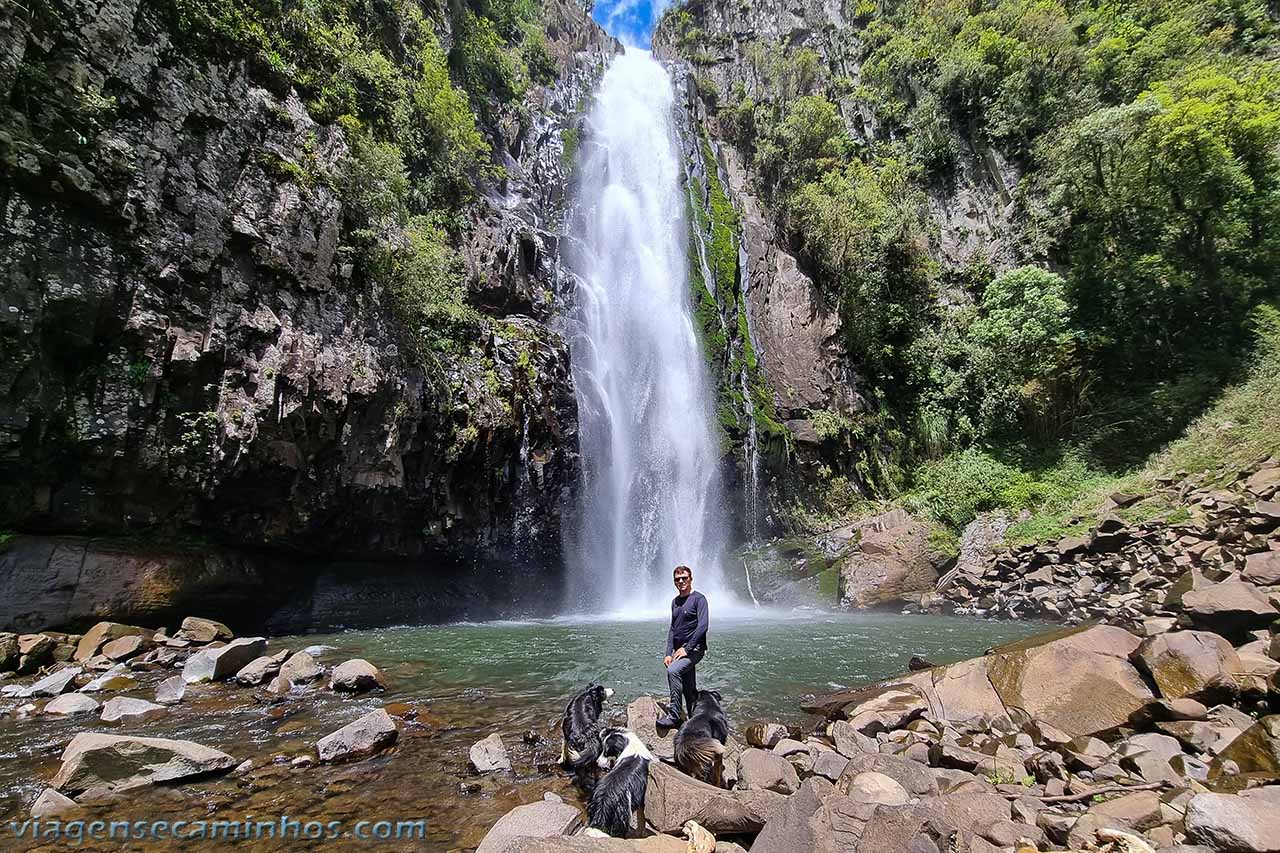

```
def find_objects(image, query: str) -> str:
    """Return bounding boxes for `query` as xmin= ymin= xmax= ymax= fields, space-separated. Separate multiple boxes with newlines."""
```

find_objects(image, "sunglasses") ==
xmin=673 ymin=576 xmax=691 ymax=583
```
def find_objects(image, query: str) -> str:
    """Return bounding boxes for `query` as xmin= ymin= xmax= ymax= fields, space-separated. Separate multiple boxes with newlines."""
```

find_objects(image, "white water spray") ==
xmin=564 ymin=50 xmax=730 ymax=614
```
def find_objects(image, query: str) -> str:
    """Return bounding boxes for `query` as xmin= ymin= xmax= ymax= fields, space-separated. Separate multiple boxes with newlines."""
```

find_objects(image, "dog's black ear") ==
xmin=711 ymin=690 xmax=723 ymax=700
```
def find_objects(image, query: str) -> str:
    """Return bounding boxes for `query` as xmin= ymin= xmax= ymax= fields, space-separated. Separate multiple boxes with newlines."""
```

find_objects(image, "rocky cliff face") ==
xmin=0 ymin=0 xmax=618 ymax=630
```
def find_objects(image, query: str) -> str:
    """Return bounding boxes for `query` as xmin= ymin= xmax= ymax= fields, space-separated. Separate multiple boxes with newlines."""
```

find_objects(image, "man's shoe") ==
xmin=655 ymin=715 xmax=681 ymax=729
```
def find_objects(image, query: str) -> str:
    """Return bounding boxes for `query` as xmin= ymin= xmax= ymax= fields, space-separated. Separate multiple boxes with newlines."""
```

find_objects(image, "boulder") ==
xmin=835 ymin=753 xmax=939 ymax=798
xmin=26 ymin=667 xmax=82 ymax=697
xmin=43 ymin=693 xmax=101 ymax=716
xmin=841 ymin=688 xmax=929 ymax=735
xmin=837 ymin=513 xmax=944 ymax=608
xmin=234 ymin=655 xmax=282 ymax=686
xmin=51 ymin=733 xmax=236 ymax=794
xmin=1088 ymin=791 xmax=1163 ymax=831
xmin=828 ymin=720 xmax=877 ymax=757
xmin=750 ymin=778 xmax=865 ymax=853
xmin=738 ymin=749 xmax=801 ymax=794
xmin=476 ymin=799 xmax=584 ymax=853
xmin=813 ymin=750 xmax=850 ymax=782
xmin=1182 ymin=581 xmax=1278 ymax=639
xmin=645 ymin=760 xmax=786 ymax=835
xmin=100 ymin=635 xmax=152 ymax=662
xmin=745 ymin=723 xmax=789 ymax=749
xmin=843 ymin=771 xmax=909 ymax=806
xmin=81 ymin=664 xmax=135 ymax=693
xmin=627 ymin=695 xmax=674 ymax=761
xmin=470 ymin=733 xmax=511 ymax=772
xmin=182 ymin=637 xmax=267 ymax=683
xmin=0 ymin=632 xmax=17 ymax=670
xmin=329 ymin=659 xmax=385 ymax=693
xmin=175 ymin=617 xmax=233 ymax=644
xmin=854 ymin=801 xmax=961 ymax=853
xmin=1244 ymin=551 xmax=1280 ymax=586
xmin=30 ymin=789 xmax=80 ymax=819
xmin=154 ymin=675 xmax=186 ymax=706
xmin=1212 ymin=715 xmax=1280 ymax=779
xmin=279 ymin=651 xmax=323 ymax=685
xmin=1133 ymin=631 xmax=1242 ymax=702
xmin=1185 ymin=792 xmax=1280 ymax=852
xmin=101 ymin=697 xmax=167 ymax=724
xmin=316 ymin=709 xmax=399 ymax=763
xmin=985 ymin=624 xmax=1154 ymax=737
xmin=74 ymin=623 xmax=151 ymax=662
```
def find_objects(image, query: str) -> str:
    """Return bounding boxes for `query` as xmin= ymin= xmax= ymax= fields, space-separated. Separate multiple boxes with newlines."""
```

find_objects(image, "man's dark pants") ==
xmin=666 ymin=651 xmax=703 ymax=720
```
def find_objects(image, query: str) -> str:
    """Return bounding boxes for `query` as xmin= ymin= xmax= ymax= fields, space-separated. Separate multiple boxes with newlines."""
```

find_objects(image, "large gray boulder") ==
xmin=1185 ymin=792 xmax=1280 ymax=852
xmin=476 ymin=798 xmax=583 ymax=853
xmin=175 ymin=617 xmax=233 ymax=644
xmin=316 ymin=709 xmax=398 ymax=763
xmin=751 ymin=777 xmax=866 ymax=853
xmin=329 ymin=659 xmax=385 ymax=693
xmin=738 ymin=748 xmax=801 ymax=794
xmin=1182 ymin=581 xmax=1279 ymax=639
xmin=74 ymin=623 xmax=152 ymax=662
xmin=154 ymin=675 xmax=186 ymax=706
xmin=1133 ymin=631 xmax=1242 ymax=702
xmin=43 ymin=693 xmax=101 ymax=716
xmin=837 ymin=514 xmax=945 ymax=608
xmin=182 ymin=637 xmax=267 ymax=683
xmin=279 ymin=651 xmax=323 ymax=685
xmin=645 ymin=760 xmax=786 ymax=835
xmin=234 ymin=655 xmax=282 ymax=686
xmin=1212 ymin=715 xmax=1280 ymax=780
xmin=835 ymin=753 xmax=939 ymax=798
xmin=51 ymin=733 xmax=236 ymax=794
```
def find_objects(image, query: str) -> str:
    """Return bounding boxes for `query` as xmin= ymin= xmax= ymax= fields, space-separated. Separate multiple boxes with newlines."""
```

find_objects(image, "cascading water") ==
xmin=563 ymin=50 xmax=730 ymax=614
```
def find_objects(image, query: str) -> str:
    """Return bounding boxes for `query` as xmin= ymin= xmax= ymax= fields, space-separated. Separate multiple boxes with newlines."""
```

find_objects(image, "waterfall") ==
xmin=563 ymin=50 xmax=730 ymax=614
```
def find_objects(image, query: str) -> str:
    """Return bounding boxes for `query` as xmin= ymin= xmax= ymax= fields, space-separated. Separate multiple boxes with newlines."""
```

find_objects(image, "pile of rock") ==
xmin=941 ymin=460 xmax=1280 ymax=630
xmin=479 ymin=621 xmax=1279 ymax=852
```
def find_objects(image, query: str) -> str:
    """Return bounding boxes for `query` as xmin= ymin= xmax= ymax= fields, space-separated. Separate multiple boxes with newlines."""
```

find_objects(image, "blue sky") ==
xmin=592 ymin=0 xmax=673 ymax=47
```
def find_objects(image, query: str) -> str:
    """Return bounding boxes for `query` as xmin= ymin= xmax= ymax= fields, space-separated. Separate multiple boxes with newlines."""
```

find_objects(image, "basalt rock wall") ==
xmin=0 ymin=0 xmax=619 ymax=630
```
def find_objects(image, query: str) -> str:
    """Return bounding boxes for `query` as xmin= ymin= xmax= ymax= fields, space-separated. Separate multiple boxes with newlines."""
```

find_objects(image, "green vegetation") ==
xmin=665 ymin=0 xmax=1280 ymax=536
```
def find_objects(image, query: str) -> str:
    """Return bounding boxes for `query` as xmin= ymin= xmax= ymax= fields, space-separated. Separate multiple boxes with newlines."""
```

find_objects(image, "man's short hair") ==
xmin=673 ymin=565 xmax=692 ymax=577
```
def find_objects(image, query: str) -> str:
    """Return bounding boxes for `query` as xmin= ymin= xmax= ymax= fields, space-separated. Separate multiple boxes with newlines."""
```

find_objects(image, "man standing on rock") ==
xmin=657 ymin=565 xmax=709 ymax=728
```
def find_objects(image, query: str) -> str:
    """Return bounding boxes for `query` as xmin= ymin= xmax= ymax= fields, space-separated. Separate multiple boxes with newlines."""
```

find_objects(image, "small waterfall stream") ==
xmin=564 ymin=50 xmax=730 ymax=613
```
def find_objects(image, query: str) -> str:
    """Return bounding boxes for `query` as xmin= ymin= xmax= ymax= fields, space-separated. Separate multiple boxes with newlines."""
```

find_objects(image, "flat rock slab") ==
xmin=645 ymin=760 xmax=785 ymax=835
xmin=317 ymin=709 xmax=398 ymax=763
xmin=469 ymin=733 xmax=511 ymax=772
xmin=1186 ymin=792 xmax=1280 ymax=852
xmin=101 ymin=697 xmax=167 ymax=724
xmin=475 ymin=799 xmax=583 ymax=853
xmin=175 ymin=617 xmax=233 ymax=644
xmin=43 ymin=694 xmax=100 ymax=716
xmin=25 ymin=667 xmax=83 ymax=698
xmin=52 ymin=733 xmax=236 ymax=795
xmin=75 ymin=623 xmax=151 ymax=662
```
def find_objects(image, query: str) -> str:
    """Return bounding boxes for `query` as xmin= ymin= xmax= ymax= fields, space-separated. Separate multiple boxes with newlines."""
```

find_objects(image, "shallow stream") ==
xmin=0 ymin=611 xmax=1045 ymax=851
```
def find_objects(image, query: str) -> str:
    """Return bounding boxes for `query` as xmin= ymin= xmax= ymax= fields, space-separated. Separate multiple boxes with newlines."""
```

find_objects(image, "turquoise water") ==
xmin=0 ymin=611 xmax=1045 ymax=851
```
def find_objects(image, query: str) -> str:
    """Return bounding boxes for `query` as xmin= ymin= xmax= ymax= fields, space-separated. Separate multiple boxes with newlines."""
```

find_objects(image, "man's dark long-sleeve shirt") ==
xmin=666 ymin=591 xmax=709 ymax=657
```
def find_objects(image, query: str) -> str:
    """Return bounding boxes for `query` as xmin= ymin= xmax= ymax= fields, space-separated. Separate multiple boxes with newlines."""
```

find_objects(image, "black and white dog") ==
xmin=674 ymin=689 xmax=729 ymax=787
xmin=588 ymin=727 xmax=653 ymax=837
xmin=559 ymin=683 xmax=614 ymax=789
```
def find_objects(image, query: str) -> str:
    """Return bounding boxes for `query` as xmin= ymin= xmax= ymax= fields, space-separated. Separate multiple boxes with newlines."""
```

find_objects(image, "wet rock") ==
xmin=469 ymin=733 xmax=511 ymax=772
xmin=100 ymin=635 xmax=152 ymax=662
xmin=279 ymin=651 xmax=323 ymax=685
xmin=1212 ymin=715 xmax=1280 ymax=779
xmin=154 ymin=675 xmax=185 ymax=706
xmin=175 ymin=617 xmax=234 ymax=644
xmin=30 ymin=789 xmax=80 ymax=819
xmin=329 ymin=659 xmax=385 ymax=693
xmin=316 ymin=709 xmax=399 ymax=763
xmin=100 ymin=697 xmax=167 ymax=724
xmin=26 ymin=667 xmax=82 ymax=698
xmin=235 ymin=655 xmax=282 ymax=686
xmin=81 ymin=664 xmax=134 ymax=693
xmin=645 ymin=760 xmax=785 ymax=835
xmin=1185 ymin=792 xmax=1280 ymax=852
xmin=75 ymin=623 xmax=151 ymax=662
xmin=43 ymin=694 xmax=100 ymax=716
xmin=182 ymin=637 xmax=267 ymax=683
xmin=1133 ymin=630 xmax=1242 ymax=702
xmin=745 ymin=723 xmax=789 ymax=749
xmin=51 ymin=733 xmax=237 ymax=794
xmin=738 ymin=749 xmax=800 ymax=794
xmin=476 ymin=799 xmax=584 ymax=853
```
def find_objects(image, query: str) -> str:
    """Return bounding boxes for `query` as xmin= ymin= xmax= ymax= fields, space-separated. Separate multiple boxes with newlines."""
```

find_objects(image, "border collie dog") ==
xmin=560 ymin=683 xmax=613 ymax=789
xmin=674 ymin=689 xmax=729 ymax=786
xmin=588 ymin=727 xmax=653 ymax=837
